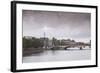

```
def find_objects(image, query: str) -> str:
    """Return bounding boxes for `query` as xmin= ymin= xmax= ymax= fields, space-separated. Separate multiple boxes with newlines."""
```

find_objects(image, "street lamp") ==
xmin=43 ymin=26 xmax=48 ymax=49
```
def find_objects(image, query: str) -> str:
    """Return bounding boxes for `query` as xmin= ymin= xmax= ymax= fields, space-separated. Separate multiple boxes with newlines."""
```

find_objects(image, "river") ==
xmin=23 ymin=48 xmax=91 ymax=63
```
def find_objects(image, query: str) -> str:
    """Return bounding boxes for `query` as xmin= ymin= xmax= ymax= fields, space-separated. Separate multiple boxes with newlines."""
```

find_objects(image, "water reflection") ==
xmin=23 ymin=49 xmax=91 ymax=63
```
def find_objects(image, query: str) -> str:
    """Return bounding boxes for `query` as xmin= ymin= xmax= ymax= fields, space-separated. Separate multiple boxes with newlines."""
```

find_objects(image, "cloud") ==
xmin=23 ymin=10 xmax=91 ymax=42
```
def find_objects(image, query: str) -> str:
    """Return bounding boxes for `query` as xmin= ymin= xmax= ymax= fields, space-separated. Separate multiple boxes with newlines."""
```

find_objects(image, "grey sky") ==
xmin=23 ymin=10 xmax=91 ymax=42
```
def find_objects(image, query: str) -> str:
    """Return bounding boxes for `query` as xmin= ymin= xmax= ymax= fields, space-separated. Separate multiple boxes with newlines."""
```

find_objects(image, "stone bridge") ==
xmin=48 ymin=44 xmax=90 ymax=50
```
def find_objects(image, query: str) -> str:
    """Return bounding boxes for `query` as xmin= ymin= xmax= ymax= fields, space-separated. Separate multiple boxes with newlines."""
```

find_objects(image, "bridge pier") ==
xmin=64 ymin=47 xmax=68 ymax=50
xmin=80 ymin=47 xmax=83 ymax=50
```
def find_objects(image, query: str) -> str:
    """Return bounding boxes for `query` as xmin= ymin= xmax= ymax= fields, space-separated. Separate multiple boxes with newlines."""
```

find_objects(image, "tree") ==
xmin=23 ymin=37 xmax=44 ymax=49
xmin=23 ymin=37 xmax=33 ymax=49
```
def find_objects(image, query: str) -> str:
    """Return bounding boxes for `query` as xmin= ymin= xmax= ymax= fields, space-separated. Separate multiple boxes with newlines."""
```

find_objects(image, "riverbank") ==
xmin=23 ymin=48 xmax=45 ymax=56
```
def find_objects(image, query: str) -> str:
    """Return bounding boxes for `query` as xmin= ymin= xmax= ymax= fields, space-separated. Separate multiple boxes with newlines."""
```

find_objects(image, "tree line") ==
xmin=23 ymin=36 xmax=68 ymax=49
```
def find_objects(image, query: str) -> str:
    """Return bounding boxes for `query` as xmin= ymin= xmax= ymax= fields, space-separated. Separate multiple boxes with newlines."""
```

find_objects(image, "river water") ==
xmin=23 ymin=48 xmax=91 ymax=63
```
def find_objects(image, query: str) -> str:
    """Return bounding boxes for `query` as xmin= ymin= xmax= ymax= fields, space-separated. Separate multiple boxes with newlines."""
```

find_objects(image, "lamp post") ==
xmin=43 ymin=32 xmax=46 ymax=49
xmin=43 ymin=26 xmax=48 ymax=49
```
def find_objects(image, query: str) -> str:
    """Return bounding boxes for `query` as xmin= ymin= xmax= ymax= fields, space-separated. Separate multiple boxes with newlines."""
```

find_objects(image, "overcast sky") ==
xmin=22 ymin=10 xmax=91 ymax=42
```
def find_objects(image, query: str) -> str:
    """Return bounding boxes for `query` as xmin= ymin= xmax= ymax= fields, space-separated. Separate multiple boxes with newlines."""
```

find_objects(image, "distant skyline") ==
xmin=22 ymin=10 xmax=91 ymax=42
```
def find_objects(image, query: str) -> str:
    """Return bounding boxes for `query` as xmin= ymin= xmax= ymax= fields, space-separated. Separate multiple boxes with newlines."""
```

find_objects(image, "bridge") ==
xmin=45 ymin=43 xmax=90 ymax=50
